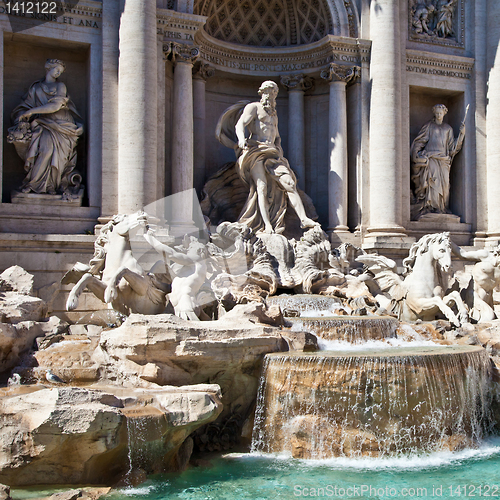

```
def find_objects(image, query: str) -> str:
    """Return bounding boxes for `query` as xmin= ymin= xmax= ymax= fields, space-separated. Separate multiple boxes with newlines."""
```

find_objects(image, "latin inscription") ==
xmin=0 ymin=6 xmax=100 ymax=28
xmin=157 ymin=26 xmax=194 ymax=41
xmin=406 ymin=65 xmax=471 ymax=79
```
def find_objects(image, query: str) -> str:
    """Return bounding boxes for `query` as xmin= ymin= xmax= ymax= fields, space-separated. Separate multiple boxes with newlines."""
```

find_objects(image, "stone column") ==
xmin=88 ymin=43 xmax=102 ymax=209
xmin=193 ymin=63 xmax=215 ymax=194
xmin=99 ymin=0 xmax=120 ymax=218
xmin=321 ymin=64 xmax=358 ymax=234
xmin=170 ymin=43 xmax=199 ymax=231
xmin=486 ymin=0 xmax=500 ymax=240
xmin=280 ymin=74 xmax=314 ymax=191
xmin=118 ymin=0 xmax=157 ymax=213
xmin=0 ymin=32 xmax=3 ymax=199
xmin=367 ymin=0 xmax=406 ymax=239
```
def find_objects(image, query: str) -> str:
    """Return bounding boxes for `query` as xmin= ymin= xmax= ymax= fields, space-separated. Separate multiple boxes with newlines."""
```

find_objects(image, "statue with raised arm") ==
xmin=451 ymin=242 xmax=500 ymax=322
xmin=411 ymin=104 xmax=465 ymax=219
xmin=144 ymin=229 xmax=210 ymax=321
xmin=216 ymin=80 xmax=318 ymax=235
xmin=7 ymin=59 xmax=83 ymax=197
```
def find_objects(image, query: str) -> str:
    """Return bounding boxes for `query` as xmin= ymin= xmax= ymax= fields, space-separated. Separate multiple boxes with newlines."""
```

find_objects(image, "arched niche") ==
xmin=193 ymin=0 xmax=358 ymax=44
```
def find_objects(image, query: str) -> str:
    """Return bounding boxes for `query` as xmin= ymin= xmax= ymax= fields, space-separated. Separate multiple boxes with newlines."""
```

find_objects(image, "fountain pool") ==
xmin=99 ymin=442 xmax=500 ymax=500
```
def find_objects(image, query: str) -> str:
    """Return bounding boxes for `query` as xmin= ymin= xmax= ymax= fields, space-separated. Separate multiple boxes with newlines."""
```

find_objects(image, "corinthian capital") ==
xmin=320 ymin=63 xmax=360 ymax=84
xmin=280 ymin=74 xmax=315 ymax=92
xmin=170 ymin=43 xmax=200 ymax=65
xmin=193 ymin=62 xmax=215 ymax=81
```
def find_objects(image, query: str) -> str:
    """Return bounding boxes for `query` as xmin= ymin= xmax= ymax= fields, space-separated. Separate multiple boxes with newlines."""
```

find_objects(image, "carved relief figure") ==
xmin=7 ymin=59 xmax=83 ymax=197
xmin=410 ymin=104 xmax=465 ymax=219
xmin=436 ymin=0 xmax=457 ymax=37
xmin=410 ymin=0 xmax=458 ymax=39
xmin=144 ymin=229 xmax=210 ymax=321
xmin=451 ymin=242 xmax=500 ymax=322
xmin=411 ymin=2 xmax=436 ymax=35
xmin=216 ymin=81 xmax=318 ymax=235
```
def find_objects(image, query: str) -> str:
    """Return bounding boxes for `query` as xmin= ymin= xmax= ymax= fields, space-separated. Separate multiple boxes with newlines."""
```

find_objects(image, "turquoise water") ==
xmin=107 ymin=439 xmax=500 ymax=500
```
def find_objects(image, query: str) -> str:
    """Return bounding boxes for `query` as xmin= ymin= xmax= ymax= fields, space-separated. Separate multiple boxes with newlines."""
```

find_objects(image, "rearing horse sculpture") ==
xmin=357 ymin=232 xmax=469 ymax=326
xmin=62 ymin=212 xmax=168 ymax=316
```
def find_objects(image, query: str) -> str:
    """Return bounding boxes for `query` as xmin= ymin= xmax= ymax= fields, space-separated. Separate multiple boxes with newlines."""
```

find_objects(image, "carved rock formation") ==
xmin=0 ymin=385 xmax=221 ymax=486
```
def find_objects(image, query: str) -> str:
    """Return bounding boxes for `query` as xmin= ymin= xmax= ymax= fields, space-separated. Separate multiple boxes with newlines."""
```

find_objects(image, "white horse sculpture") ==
xmin=62 ymin=212 xmax=167 ymax=316
xmin=357 ymin=232 xmax=468 ymax=326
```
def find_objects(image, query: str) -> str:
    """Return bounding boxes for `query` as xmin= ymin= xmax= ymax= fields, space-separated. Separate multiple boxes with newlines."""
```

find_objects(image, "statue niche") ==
xmin=410 ymin=103 xmax=466 ymax=221
xmin=7 ymin=58 xmax=84 ymax=203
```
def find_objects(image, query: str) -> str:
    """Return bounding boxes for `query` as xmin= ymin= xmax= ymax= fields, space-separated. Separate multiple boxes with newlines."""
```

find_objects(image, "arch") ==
xmin=193 ymin=0 xmax=358 ymax=46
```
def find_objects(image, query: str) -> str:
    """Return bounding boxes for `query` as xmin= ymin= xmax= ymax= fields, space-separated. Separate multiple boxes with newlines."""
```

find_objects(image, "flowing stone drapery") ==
xmin=280 ymin=74 xmax=314 ymax=191
xmin=367 ymin=0 xmax=406 ymax=239
xmin=170 ymin=43 xmax=199 ymax=229
xmin=486 ymin=0 xmax=500 ymax=240
xmin=117 ymin=0 xmax=157 ymax=213
xmin=193 ymin=63 xmax=214 ymax=194
xmin=321 ymin=64 xmax=359 ymax=234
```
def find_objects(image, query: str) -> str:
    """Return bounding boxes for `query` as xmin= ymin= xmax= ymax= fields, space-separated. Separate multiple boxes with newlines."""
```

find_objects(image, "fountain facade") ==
xmin=252 ymin=345 xmax=495 ymax=458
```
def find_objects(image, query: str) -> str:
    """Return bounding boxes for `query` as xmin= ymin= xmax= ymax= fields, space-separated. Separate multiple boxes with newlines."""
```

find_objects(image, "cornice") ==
xmin=195 ymin=31 xmax=371 ymax=77
xmin=406 ymin=49 xmax=474 ymax=80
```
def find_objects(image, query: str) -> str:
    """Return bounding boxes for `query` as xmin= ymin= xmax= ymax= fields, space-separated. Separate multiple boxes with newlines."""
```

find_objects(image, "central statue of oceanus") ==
xmin=216 ymin=80 xmax=318 ymax=235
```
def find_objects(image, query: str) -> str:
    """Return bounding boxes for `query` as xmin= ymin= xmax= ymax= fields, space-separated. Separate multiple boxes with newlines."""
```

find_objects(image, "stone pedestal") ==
xmin=11 ymin=190 xmax=84 ymax=207
xmin=280 ymin=75 xmax=314 ymax=191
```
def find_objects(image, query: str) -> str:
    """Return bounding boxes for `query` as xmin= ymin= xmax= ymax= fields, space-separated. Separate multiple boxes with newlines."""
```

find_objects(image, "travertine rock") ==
xmin=97 ymin=311 xmax=286 ymax=421
xmin=0 ymin=293 xmax=47 ymax=324
xmin=0 ymin=484 xmax=10 ymax=500
xmin=0 ymin=385 xmax=221 ymax=486
xmin=0 ymin=317 xmax=67 ymax=374
xmin=0 ymin=266 xmax=35 ymax=296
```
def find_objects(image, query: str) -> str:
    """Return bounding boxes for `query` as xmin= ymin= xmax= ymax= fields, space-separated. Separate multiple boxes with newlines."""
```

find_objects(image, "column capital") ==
xmin=320 ymin=63 xmax=360 ymax=84
xmin=193 ymin=62 xmax=215 ymax=81
xmin=166 ymin=42 xmax=200 ymax=65
xmin=280 ymin=74 xmax=315 ymax=92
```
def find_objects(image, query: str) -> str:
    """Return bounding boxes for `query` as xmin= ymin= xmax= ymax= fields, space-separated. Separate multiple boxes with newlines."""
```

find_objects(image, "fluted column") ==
xmin=321 ymin=64 xmax=358 ymax=233
xmin=118 ymin=0 xmax=157 ymax=213
xmin=170 ymin=43 xmax=199 ymax=230
xmin=486 ymin=0 xmax=500 ymax=239
xmin=367 ymin=0 xmax=405 ymax=237
xmin=193 ymin=63 xmax=215 ymax=194
xmin=280 ymin=74 xmax=314 ymax=191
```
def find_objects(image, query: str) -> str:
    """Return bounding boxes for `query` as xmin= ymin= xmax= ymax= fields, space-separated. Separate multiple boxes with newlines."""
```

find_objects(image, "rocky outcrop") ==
xmin=0 ymin=385 xmax=221 ymax=486
xmin=0 ymin=267 xmax=66 ymax=375
xmin=95 ymin=307 xmax=287 ymax=422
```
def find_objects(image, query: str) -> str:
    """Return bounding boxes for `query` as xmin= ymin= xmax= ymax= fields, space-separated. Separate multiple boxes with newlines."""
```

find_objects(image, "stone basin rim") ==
xmin=267 ymin=345 xmax=485 ymax=358
xmin=287 ymin=315 xmax=398 ymax=321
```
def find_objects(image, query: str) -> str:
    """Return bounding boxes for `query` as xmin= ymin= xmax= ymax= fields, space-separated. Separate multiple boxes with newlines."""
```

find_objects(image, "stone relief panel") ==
xmin=409 ymin=0 xmax=464 ymax=48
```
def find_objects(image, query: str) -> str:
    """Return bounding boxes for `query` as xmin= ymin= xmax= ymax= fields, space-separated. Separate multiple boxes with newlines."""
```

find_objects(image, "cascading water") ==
xmin=123 ymin=407 xmax=166 ymax=484
xmin=251 ymin=345 xmax=496 ymax=459
xmin=289 ymin=316 xmax=399 ymax=343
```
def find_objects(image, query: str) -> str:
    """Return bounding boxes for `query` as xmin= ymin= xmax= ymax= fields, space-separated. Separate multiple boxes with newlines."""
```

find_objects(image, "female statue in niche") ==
xmin=410 ymin=103 xmax=465 ymax=219
xmin=7 ymin=59 xmax=83 ymax=197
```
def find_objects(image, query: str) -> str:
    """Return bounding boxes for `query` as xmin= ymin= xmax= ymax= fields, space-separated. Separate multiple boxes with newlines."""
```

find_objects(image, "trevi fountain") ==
xmin=1 ymin=0 xmax=500 ymax=499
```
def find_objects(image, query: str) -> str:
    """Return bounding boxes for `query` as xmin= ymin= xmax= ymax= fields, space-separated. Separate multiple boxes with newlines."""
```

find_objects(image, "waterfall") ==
xmin=124 ymin=409 xmax=165 ymax=483
xmin=251 ymin=346 xmax=496 ymax=459
xmin=289 ymin=316 xmax=399 ymax=343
